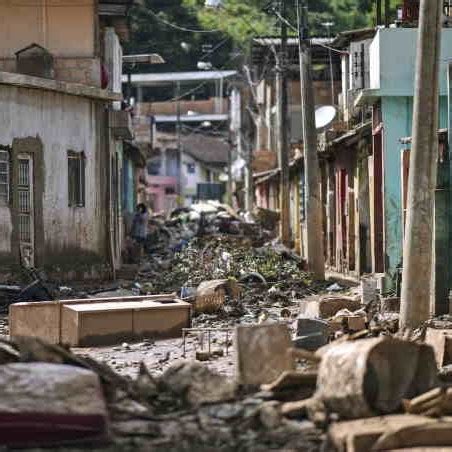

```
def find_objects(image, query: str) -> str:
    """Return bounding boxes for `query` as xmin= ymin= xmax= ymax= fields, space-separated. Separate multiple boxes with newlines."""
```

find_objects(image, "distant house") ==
xmin=125 ymin=70 xmax=238 ymax=213
xmin=0 ymin=0 xmax=134 ymax=280
xmin=146 ymin=132 xmax=229 ymax=213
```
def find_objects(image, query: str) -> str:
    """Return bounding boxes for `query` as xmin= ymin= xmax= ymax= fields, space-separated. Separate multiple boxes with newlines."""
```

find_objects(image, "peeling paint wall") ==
xmin=0 ymin=84 xmax=106 ymax=269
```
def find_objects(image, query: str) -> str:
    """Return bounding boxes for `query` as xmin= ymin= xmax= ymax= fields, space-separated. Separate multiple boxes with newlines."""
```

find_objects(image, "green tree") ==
xmin=126 ymin=0 xmax=232 ymax=72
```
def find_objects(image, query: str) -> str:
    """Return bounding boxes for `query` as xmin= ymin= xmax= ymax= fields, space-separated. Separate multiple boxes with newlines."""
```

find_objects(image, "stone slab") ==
xmin=0 ymin=362 xmax=108 ymax=446
xmin=235 ymin=323 xmax=295 ymax=386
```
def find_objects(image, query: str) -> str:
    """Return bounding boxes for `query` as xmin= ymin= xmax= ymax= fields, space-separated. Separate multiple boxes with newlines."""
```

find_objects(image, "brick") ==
xmin=235 ymin=323 xmax=295 ymax=386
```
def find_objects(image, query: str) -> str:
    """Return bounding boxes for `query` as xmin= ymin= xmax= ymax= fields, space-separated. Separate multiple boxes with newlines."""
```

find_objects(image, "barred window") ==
xmin=0 ymin=150 xmax=9 ymax=206
xmin=68 ymin=151 xmax=85 ymax=207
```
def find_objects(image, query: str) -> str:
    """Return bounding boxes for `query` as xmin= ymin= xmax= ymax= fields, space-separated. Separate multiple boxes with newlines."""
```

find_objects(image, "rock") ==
xmin=160 ymin=361 xmax=236 ymax=407
xmin=204 ymin=403 xmax=244 ymax=420
xmin=135 ymin=362 xmax=158 ymax=401
xmin=259 ymin=401 xmax=282 ymax=429
xmin=0 ymin=363 xmax=108 ymax=446
xmin=235 ymin=323 xmax=295 ymax=386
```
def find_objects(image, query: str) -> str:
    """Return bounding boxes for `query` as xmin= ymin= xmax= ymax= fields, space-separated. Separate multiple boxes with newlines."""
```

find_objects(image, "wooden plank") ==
xmin=328 ymin=415 xmax=438 ymax=452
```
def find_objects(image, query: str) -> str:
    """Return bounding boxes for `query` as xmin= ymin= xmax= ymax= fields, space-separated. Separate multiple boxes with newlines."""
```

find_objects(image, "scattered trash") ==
xmin=326 ymin=283 xmax=343 ymax=292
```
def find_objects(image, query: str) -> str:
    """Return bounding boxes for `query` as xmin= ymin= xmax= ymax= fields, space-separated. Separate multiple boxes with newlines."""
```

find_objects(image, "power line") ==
xmin=147 ymin=7 xmax=221 ymax=34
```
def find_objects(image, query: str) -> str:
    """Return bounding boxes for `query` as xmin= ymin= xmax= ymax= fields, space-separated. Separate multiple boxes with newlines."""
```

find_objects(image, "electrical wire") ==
xmin=315 ymin=42 xmax=349 ymax=55
xmin=147 ymin=7 xmax=221 ymax=34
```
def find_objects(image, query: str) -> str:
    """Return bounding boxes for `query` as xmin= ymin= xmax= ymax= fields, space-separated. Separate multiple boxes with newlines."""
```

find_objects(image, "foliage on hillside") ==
xmin=127 ymin=0 xmax=401 ymax=72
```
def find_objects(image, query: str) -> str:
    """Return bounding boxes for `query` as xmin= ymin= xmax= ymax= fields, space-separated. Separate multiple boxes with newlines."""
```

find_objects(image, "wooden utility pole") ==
xmin=276 ymin=0 xmax=291 ymax=246
xmin=400 ymin=0 xmax=442 ymax=328
xmin=297 ymin=0 xmax=325 ymax=279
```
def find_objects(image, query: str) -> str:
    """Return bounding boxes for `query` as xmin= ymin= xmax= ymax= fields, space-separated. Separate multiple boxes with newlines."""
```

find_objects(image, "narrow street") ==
xmin=3 ymin=0 xmax=452 ymax=451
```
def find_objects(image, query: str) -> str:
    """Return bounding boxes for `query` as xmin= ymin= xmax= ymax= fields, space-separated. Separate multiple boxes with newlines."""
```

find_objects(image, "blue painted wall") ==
xmin=122 ymin=157 xmax=135 ymax=214
xmin=381 ymin=96 xmax=449 ymax=278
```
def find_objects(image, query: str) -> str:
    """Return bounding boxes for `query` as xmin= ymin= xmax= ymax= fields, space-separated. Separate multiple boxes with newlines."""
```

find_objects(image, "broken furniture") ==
xmin=182 ymin=327 xmax=233 ymax=359
xmin=9 ymin=295 xmax=191 ymax=346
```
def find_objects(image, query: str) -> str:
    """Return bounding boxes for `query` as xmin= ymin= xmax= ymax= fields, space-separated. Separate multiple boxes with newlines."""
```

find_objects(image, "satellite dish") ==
xmin=315 ymin=105 xmax=336 ymax=131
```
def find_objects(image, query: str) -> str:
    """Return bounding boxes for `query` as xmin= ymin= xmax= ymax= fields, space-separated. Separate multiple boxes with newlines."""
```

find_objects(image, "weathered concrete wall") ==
xmin=0 ymin=84 xmax=106 ymax=270
xmin=370 ymin=28 xmax=452 ymax=96
xmin=0 ymin=0 xmax=96 ymax=59
xmin=0 ymin=57 xmax=101 ymax=88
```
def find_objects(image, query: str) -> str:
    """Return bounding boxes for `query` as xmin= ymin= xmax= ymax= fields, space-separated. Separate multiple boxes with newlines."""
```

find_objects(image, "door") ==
xmin=17 ymin=155 xmax=34 ymax=267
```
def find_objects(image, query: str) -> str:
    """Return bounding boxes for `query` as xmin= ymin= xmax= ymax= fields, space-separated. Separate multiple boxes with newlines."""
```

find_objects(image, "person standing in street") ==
xmin=131 ymin=203 xmax=149 ymax=260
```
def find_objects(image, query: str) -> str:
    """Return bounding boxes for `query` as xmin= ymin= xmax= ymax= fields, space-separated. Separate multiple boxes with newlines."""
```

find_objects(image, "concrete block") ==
xmin=425 ymin=327 xmax=452 ymax=367
xmin=302 ymin=296 xmax=362 ymax=319
xmin=235 ymin=323 xmax=295 ymax=386
xmin=361 ymin=277 xmax=377 ymax=305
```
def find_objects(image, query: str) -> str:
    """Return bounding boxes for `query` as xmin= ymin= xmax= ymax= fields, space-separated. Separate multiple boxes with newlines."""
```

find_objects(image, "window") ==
xmin=147 ymin=159 xmax=161 ymax=176
xmin=68 ymin=151 xmax=85 ymax=207
xmin=0 ymin=149 xmax=10 ymax=206
xmin=186 ymin=163 xmax=196 ymax=174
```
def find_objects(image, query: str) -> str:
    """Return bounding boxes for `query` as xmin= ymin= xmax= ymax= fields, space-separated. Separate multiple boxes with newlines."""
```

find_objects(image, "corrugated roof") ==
xmin=122 ymin=71 xmax=237 ymax=86
xmin=181 ymin=134 xmax=229 ymax=165
xmin=154 ymin=113 xmax=229 ymax=124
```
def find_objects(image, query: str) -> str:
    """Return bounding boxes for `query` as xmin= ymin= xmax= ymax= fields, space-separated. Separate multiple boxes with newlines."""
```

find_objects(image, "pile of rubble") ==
xmin=4 ymin=306 xmax=452 ymax=451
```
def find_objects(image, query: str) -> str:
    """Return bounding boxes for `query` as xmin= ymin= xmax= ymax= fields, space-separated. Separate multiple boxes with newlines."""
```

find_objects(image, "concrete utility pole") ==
xmin=176 ymin=81 xmax=183 ymax=206
xmin=400 ymin=0 xmax=442 ymax=329
xmin=276 ymin=0 xmax=291 ymax=246
xmin=297 ymin=0 xmax=325 ymax=279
